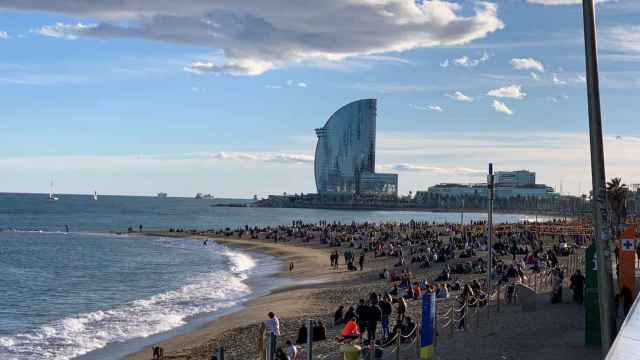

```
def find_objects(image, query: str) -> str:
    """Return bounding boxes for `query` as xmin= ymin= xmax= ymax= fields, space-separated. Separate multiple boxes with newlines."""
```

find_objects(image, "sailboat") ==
xmin=92 ymin=191 xmax=98 ymax=201
xmin=49 ymin=181 xmax=59 ymax=201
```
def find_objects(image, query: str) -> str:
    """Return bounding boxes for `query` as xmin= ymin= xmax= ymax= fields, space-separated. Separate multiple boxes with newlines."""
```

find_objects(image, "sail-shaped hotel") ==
xmin=314 ymin=99 xmax=398 ymax=196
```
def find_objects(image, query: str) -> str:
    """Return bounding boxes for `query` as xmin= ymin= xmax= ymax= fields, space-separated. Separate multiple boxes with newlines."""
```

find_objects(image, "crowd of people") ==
xmin=202 ymin=218 xmax=592 ymax=359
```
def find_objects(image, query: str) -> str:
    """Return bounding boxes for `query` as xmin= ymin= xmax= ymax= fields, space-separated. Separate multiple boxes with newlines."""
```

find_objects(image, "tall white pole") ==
xmin=582 ymin=0 xmax=616 ymax=352
xmin=487 ymin=164 xmax=494 ymax=293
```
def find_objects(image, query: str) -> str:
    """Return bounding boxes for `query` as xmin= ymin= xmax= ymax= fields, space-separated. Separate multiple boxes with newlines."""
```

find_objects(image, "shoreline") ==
xmin=124 ymin=233 xmax=341 ymax=360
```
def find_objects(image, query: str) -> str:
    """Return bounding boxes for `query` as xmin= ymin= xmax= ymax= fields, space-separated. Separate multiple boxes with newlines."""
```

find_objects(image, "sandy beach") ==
xmin=123 ymin=228 xmax=600 ymax=360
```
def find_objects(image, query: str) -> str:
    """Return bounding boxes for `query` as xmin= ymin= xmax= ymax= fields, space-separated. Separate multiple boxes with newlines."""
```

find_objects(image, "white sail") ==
xmin=93 ymin=191 xmax=98 ymax=201
xmin=49 ymin=181 xmax=59 ymax=201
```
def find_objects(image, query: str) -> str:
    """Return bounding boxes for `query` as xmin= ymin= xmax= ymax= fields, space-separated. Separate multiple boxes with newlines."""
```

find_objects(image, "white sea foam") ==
xmin=0 ymin=250 xmax=257 ymax=360
xmin=224 ymin=249 xmax=257 ymax=273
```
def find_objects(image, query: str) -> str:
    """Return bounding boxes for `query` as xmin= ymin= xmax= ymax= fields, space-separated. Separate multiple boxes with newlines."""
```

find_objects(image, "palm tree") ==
xmin=606 ymin=177 xmax=629 ymax=236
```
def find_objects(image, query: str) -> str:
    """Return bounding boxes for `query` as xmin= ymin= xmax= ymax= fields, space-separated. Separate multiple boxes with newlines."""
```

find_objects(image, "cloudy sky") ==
xmin=1 ymin=0 xmax=639 ymax=197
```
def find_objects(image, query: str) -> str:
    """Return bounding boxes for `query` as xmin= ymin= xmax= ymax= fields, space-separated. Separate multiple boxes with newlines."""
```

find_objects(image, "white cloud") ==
xmin=575 ymin=75 xmax=587 ymax=83
xmin=440 ymin=59 xmax=449 ymax=68
xmin=530 ymin=72 xmax=541 ymax=81
xmin=446 ymin=91 xmax=474 ymax=103
xmin=15 ymin=1 xmax=504 ymax=76
xmin=601 ymin=25 xmax=640 ymax=54
xmin=388 ymin=163 xmax=483 ymax=176
xmin=552 ymin=73 xmax=567 ymax=85
xmin=265 ymin=85 xmax=282 ymax=89
xmin=0 ymin=31 xmax=9 ymax=39
xmin=32 ymin=22 xmax=96 ymax=39
xmin=487 ymin=84 xmax=526 ymax=99
xmin=208 ymin=151 xmax=313 ymax=163
xmin=412 ymin=104 xmax=443 ymax=112
xmin=451 ymin=52 xmax=490 ymax=68
xmin=265 ymin=154 xmax=314 ymax=163
xmin=296 ymin=82 xmax=307 ymax=88
xmin=510 ymin=57 xmax=545 ymax=72
xmin=184 ymin=59 xmax=274 ymax=76
xmin=545 ymin=96 xmax=558 ymax=103
xmin=492 ymin=99 xmax=513 ymax=115
xmin=526 ymin=0 xmax=613 ymax=5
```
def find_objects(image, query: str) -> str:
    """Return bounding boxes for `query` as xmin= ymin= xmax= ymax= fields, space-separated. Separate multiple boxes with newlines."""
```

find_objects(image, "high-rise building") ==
xmin=314 ymin=99 xmax=397 ymax=196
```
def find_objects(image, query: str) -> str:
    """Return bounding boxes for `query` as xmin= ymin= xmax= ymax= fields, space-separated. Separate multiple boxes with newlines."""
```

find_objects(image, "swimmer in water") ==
xmin=203 ymin=239 xmax=208 ymax=246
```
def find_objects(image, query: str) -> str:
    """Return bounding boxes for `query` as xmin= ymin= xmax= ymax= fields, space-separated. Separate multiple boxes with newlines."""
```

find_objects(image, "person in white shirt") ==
xmin=265 ymin=312 xmax=281 ymax=336
xmin=286 ymin=339 xmax=299 ymax=360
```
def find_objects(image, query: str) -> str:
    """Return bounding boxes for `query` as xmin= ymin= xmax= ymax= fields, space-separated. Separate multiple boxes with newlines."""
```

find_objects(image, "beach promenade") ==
xmin=129 ymin=221 xmax=600 ymax=360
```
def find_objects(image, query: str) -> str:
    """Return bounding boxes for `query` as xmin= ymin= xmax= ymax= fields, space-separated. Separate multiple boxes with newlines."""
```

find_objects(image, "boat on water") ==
xmin=92 ymin=191 xmax=98 ymax=201
xmin=157 ymin=192 xmax=168 ymax=198
xmin=195 ymin=193 xmax=214 ymax=199
xmin=49 ymin=182 xmax=59 ymax=201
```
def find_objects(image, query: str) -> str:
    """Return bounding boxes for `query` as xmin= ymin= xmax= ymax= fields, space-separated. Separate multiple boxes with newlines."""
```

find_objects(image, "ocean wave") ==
xmin=223 ymin=249 xmax=257 ymax=273
xmin=0 ymin=266 xmax=254 ymax=360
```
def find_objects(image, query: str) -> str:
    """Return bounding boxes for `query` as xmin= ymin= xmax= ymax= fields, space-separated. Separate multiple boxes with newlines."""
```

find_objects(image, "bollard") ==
xmin=217 ymin=346 xmax=225 ymax=360
xmin=449 ymin=304 xmax=454 ymax=336
xmin=434 ymin=300 xmax=438 ymax=347
xmin=306 ymin=320 xmax=313 ymax=360
xmin=259 ymin=328 xmax=266 ymax=360
xmin=416 ymin=325 xmax=421 ymax=357
xmin=487 ymin=296 xmax=491 ymax=320
xmin=266 ymin=333 xmax=276 ymax=360
xmin=395 ymin=330 xmax=401 ymax=360
xmin=464 ymin=301 xmax=468 ymax=331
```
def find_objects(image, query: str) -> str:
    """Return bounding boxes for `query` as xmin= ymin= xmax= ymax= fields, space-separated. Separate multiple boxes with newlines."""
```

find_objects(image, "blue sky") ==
xmin=0 ymin=0 xmax=639 ymax=197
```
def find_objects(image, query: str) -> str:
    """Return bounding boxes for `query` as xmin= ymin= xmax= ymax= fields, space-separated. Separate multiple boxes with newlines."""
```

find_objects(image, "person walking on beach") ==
xmin=379 ymin=294 xmax=392 ymax=338
xmin=396 ymin=297 xmax=407 ymax=322
xmin=358 ymin=253 xmax=365 ymax=271
xmin=569 ymin=269 xmax=585 ymax=304
xmin=367 ymin=296 xmax=382 ymax=341
xmin=289 ymin=262 xmax=294 ymax=272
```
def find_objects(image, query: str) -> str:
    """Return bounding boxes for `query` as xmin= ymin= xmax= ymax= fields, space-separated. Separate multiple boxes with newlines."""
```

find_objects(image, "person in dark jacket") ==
xmin=379 ymin=296 xmax=393 ymax=338
xmin=367 ymin=301 xmax=382 ymax=341
xmin=334 ymin=305 xmax=345 ymax=325
xmin=569 ymin=270 xmax=585 ymax=304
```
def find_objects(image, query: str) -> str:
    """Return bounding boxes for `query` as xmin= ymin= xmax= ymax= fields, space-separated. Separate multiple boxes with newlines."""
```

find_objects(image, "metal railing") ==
xmin=223 ymin=254 xmax=584 ymax=360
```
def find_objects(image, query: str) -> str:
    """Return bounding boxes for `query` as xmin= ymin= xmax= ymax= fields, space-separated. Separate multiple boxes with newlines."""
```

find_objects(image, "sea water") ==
xmin=0 ymin=193 xmax=550 ymax=359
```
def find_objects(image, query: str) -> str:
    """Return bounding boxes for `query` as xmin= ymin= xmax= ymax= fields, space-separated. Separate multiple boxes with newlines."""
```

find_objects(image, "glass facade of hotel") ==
xmin=314 ymin=99 xmax=397 ymax=195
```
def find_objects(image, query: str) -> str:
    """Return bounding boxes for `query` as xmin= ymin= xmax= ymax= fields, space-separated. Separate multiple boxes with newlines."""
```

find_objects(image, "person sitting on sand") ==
xmin=339 ymin=316 xmax=360 ymax=341
xmin=412 ymin=282 xmax=422 ymax=300
xmin=334 ymin=305 xmax=345 ymax=325
xmin=313 ymin=321 xmax=327 ymax=341
xmin=286 ymin=339 xmax=300 ymax=360
xmin=436 ymin=284 xmax=449 ymax=299
xmin=389 ymin=284 xmax=399 ymax=296
xmin=295 ymin=323 xmax=307 ymax=345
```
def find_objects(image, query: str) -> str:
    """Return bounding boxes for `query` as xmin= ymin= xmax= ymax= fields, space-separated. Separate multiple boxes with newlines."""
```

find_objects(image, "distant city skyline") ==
xmin=1 ymin=1 xmax=639 ymax=197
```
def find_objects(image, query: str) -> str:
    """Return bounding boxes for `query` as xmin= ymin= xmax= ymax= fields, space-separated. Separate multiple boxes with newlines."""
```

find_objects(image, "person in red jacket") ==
xmin=339 ymin=316 xmax=360 ymax=341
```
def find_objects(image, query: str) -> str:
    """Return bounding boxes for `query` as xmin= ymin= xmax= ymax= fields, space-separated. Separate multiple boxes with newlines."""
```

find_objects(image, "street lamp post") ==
xmin=487 ymin=164 xmax=495 ymax=294
xmin=581 ymin=0 xmax=617 ymax=352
